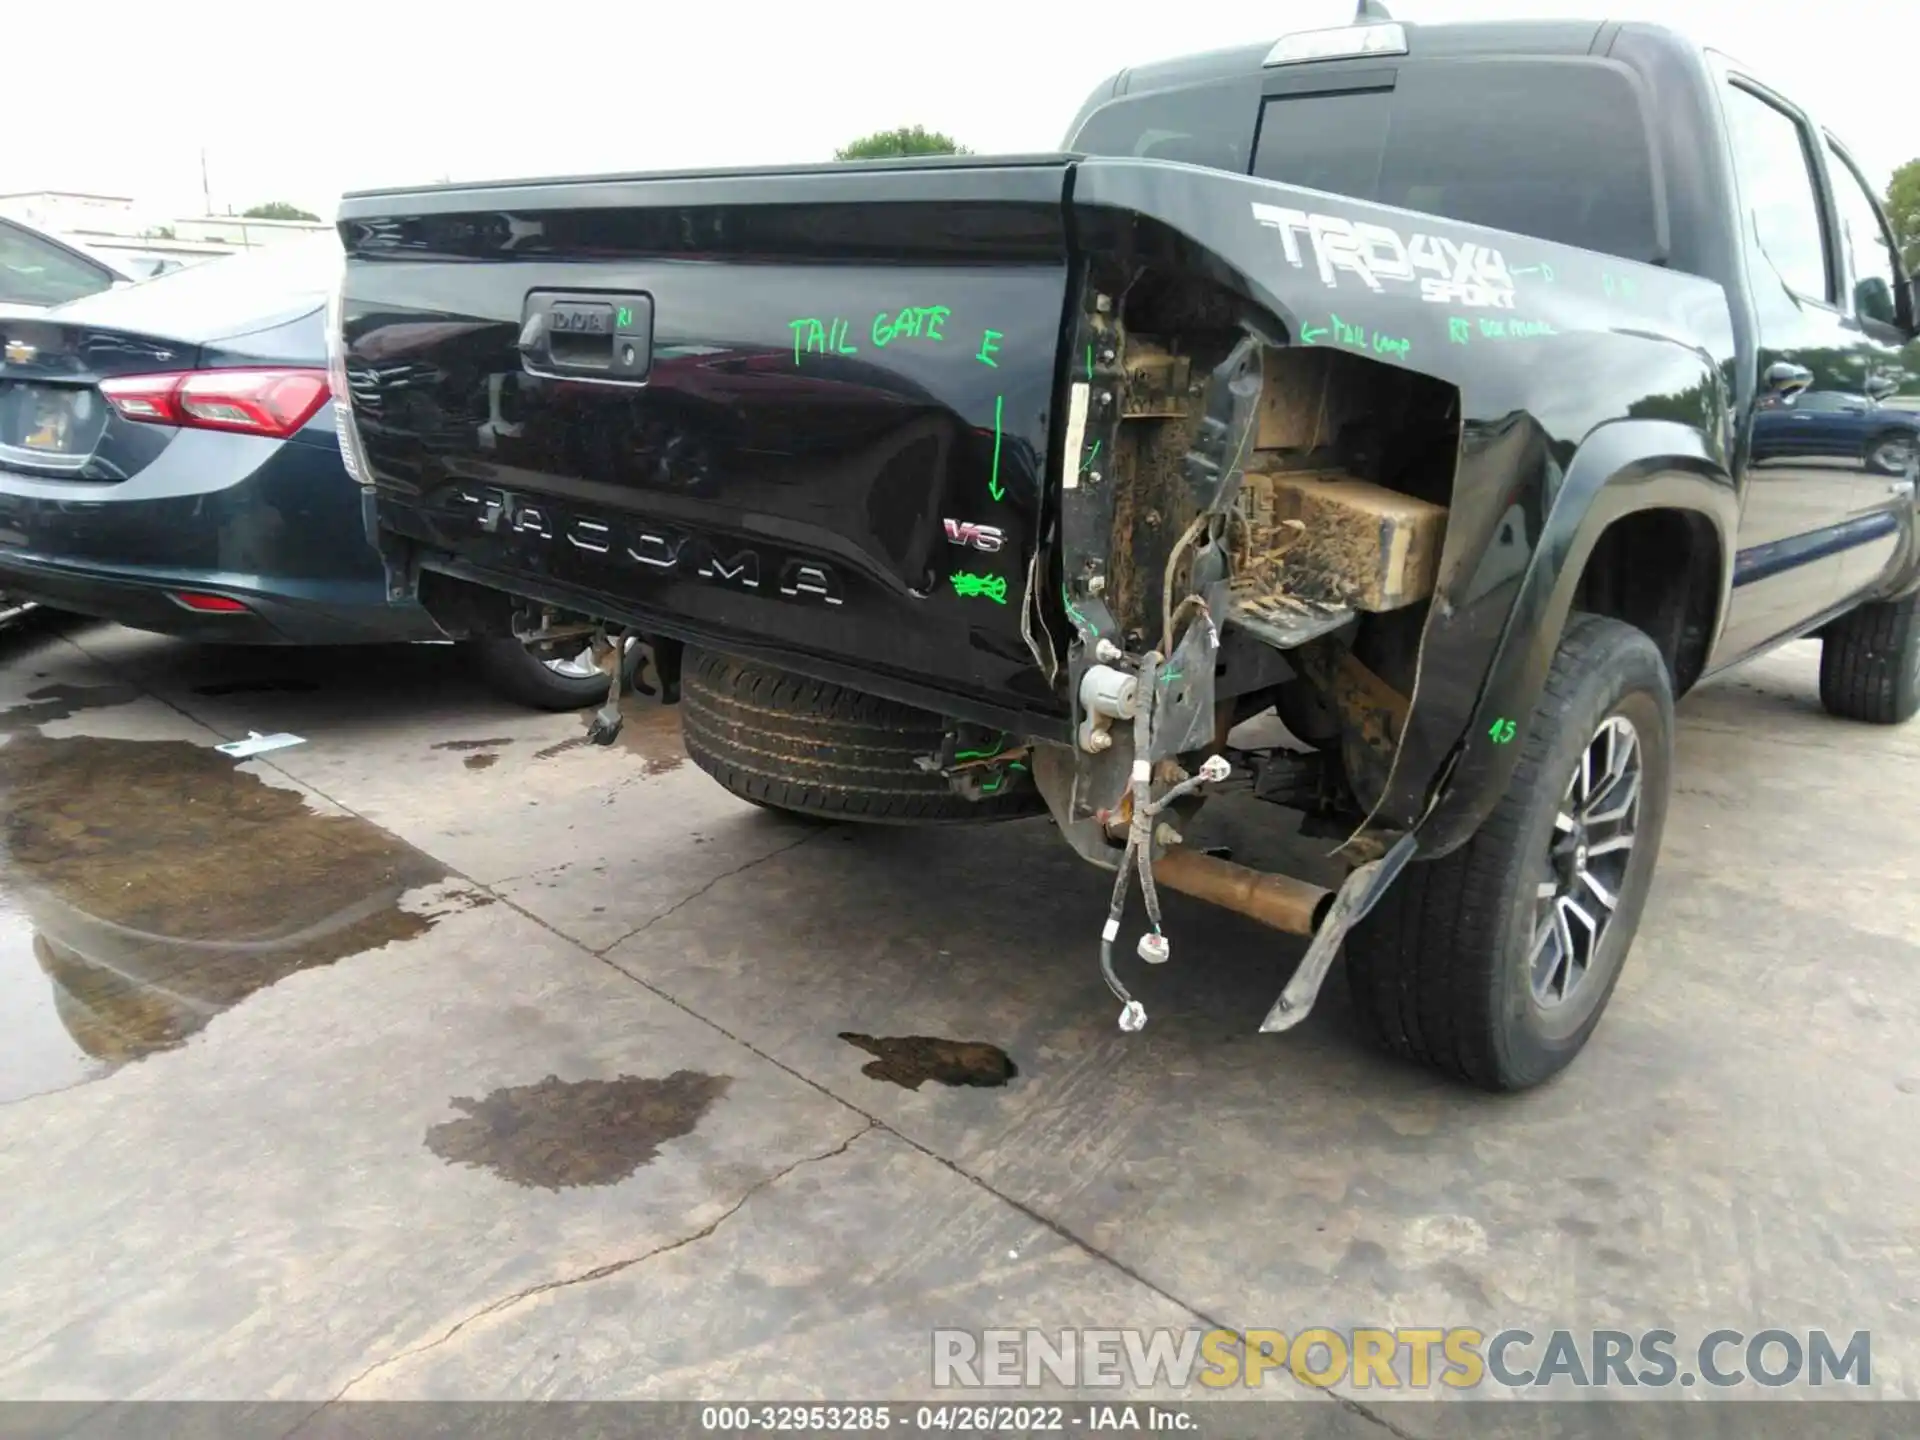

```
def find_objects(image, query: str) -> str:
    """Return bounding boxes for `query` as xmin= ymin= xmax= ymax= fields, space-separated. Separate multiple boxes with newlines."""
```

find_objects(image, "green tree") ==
xmin=241 ymin=202 xmax=321 ymax=222
xmin=834 ymin=126 xmax=968 ymax=161
xmin=1887 ymin=159 xmax=1920 ymax=274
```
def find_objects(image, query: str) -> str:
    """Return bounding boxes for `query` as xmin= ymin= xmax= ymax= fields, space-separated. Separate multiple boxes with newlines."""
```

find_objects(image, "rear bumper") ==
xmin=0 ymin=550 xmax=443 ymax=644
xmin=0 ymin=416 xmax=443 ymax=645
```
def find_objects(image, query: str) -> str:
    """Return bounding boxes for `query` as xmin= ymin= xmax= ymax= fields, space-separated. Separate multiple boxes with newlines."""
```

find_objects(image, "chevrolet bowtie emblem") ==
xmin=2 ymin=340 xmax=35 ymax=365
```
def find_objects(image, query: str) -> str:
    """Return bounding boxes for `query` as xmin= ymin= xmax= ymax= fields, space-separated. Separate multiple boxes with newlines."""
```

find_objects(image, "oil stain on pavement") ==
xmin=0 ymin=691 xmax=457 ymax=1103
xmin=423 ymin=1071 xmax=732 ymax=1188
xmin=838 ymin=1034 xmax=1019 ymax=1090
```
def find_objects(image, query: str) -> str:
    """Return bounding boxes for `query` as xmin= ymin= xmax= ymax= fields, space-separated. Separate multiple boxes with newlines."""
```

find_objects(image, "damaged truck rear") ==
xmin=331 ymin=16 xmax=1920 ymax=1089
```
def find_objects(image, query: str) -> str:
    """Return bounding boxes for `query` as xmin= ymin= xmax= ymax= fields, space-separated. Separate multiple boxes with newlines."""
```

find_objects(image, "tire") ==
xmin=680 ymin=647 xmax=1043 ymax=824
xmin=1818 ymin=592 xmax=1920 ymax=725
xmin=464 ymin=637 xmax=611 ymax=712
xmin=1344 ymin=614 xmax=1674 ymax=1091
xmin=1864 ymin=432 xmax=1915 ymax=476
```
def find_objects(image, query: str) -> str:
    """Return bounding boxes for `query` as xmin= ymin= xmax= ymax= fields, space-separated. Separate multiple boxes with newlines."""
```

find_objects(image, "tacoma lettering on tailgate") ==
xmin=450 ymin=488 xmax=845 ymax=606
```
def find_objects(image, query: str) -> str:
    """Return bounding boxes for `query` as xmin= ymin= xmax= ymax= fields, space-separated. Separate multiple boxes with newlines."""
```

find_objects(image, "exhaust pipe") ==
xmin=1151 ymin=848 xmax=1333 ymax=936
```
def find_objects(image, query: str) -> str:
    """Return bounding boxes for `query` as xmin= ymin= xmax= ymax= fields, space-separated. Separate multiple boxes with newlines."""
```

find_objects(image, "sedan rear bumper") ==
xmin=0 ymin=550 xmax=443 ymax=645
xmin=0 ymin=415 xmax=443 ymax=646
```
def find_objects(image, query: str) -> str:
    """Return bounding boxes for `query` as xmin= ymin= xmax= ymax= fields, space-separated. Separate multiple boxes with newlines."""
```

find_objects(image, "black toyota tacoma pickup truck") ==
xmin=330 ymin=13 xmax=1920 ymax=1090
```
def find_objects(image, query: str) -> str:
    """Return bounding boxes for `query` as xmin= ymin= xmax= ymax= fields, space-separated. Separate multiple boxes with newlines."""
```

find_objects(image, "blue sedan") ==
xmin=0 ymin=236 xmax=610 ymax=708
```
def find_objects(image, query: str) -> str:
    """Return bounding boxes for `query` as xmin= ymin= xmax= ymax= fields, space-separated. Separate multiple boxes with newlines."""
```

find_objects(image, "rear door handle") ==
xmin=519 ymin=291 xmax=653 ymax=382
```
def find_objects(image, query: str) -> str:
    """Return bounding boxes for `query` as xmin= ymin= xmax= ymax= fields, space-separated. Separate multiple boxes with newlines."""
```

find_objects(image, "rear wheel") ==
xmin=680 ymin=647 xmax=1042 ymax=824
xmin=464 ymin=637 xmax=611 ymax=712
xmin=1344 ymin=614 xmax=1673 ymax=1091
xmin=1865 ymin=432 xmax=1915 ymax=476
xmin=1819 ymin=592 xmax=1920 ymax=724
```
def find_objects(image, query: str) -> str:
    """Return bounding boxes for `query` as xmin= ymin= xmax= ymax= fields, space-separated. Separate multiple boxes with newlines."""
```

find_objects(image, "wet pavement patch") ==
xmin=615 ymin=701 xmax=686 ymax=776
xmin=838 ymin=1034 xmax=1018 ymax=1090
xmin=0 ymin=731 xmax=450 ymax=1102
xmin=0 ymin=683 xmax=140 ymax=732
xmin=432 ymin=738 xmax=513 ymax=752
xmin=464 ymin=753 xmax=498 ymax=771
xmin=424 ymin=1071 xmax=732 ymax=1189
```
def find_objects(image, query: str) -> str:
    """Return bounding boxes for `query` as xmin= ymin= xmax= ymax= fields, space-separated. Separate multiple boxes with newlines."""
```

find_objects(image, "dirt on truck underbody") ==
xmin=1000 ymin=261 xmax=1460 ymax=1031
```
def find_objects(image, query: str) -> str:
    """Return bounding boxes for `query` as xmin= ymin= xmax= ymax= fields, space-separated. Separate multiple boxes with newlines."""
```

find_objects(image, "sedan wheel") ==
xmin=1869 ymin=437 xmax=1914 ymax=475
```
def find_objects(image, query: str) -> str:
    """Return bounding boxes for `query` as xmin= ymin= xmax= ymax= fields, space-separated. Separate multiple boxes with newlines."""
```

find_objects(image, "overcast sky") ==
xmin=6 ymin=0 xmax=1913 ymax=220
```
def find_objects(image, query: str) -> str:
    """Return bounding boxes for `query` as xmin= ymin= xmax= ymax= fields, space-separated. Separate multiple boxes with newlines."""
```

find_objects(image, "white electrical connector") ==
xmin=1137 ymin=933 xmax=1171 ymax=965
xmin=1199 ymin=754 xmax=1233 ymax=783
xmin=1118 ymin=1001 xmax=1147 ymax=1032
xmin=1079 ymin=664 xmax=1139 ymax=720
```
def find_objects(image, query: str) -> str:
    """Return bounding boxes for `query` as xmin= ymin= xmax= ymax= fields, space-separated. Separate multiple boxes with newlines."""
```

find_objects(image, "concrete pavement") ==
xmin=0 ymin=617 xmax=1913 ymax=1419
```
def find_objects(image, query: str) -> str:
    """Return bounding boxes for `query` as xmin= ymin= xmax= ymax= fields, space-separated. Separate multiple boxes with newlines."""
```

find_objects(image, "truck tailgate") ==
xmin=336 ymin=160 xmax=1074 ymax=720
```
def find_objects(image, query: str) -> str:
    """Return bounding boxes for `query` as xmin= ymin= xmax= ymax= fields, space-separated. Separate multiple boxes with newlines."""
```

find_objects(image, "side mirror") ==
xmin=1857 ymin=276 xmax=1898 ymax=328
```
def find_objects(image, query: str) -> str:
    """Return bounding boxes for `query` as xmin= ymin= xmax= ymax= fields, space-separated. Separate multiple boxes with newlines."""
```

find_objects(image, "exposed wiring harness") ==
xmin=1094 ymin=646 xmax=1234 ymax=1032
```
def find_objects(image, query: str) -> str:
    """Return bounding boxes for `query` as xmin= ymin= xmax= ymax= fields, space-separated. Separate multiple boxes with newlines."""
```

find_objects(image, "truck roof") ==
xmin=1065 ymin=18 xmax=1702 ymax=143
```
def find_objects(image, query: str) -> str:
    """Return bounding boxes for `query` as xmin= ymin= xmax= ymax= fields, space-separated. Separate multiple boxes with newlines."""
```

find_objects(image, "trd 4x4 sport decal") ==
xmin=1251 ymin=202 xmax=1517 ymax=310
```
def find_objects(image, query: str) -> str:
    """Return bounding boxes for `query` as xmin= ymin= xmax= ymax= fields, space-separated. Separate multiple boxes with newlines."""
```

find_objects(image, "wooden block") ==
xmin=1255 ymin=348 xmax=1334 ymax=450
xmin=1244 ymin=468 xmax=1447 ymax=612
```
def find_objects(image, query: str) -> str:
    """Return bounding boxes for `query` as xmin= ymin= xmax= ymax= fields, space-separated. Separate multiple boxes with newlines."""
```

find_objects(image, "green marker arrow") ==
xmin=988 ymin=394 xmax=1006 ymax=502
xmin=1301 ymin=324 xmax=1328 ymax=344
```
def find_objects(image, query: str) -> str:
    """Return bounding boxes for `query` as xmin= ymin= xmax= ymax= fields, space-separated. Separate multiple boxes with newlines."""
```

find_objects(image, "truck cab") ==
xmin=1064 ymin=17 xmax=1920 ymax=665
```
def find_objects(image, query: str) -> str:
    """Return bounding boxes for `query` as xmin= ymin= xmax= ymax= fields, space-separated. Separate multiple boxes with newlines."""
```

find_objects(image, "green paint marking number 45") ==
xmin=1488 ymin=718 xmax=1517 ymax=745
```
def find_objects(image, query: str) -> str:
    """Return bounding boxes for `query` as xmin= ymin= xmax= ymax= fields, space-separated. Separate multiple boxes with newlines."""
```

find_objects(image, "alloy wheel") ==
xmin=1529 ymin=714 xmax=1641 ymax=1008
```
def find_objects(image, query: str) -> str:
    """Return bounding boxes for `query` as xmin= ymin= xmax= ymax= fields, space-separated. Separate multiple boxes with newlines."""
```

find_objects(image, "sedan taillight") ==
xmin=99 ymin=369 xmax=331 ymax=439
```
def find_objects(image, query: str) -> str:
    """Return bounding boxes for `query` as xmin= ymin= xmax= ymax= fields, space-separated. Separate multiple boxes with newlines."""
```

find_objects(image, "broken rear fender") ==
xmin=1064 ymin=158 xmax=1735 ymax=844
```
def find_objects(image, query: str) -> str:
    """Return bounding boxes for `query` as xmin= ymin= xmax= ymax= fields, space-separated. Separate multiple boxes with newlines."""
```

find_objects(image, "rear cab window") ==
xmin=1249 ymin=60 xmax=1664 ymax=266
xmin=1071 ymin=54 xmax=1666 ymax=270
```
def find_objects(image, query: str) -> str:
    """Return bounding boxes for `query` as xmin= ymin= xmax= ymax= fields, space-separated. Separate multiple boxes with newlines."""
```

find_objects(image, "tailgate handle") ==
xmin=519 ymin=291 xmax=653 ymax=382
